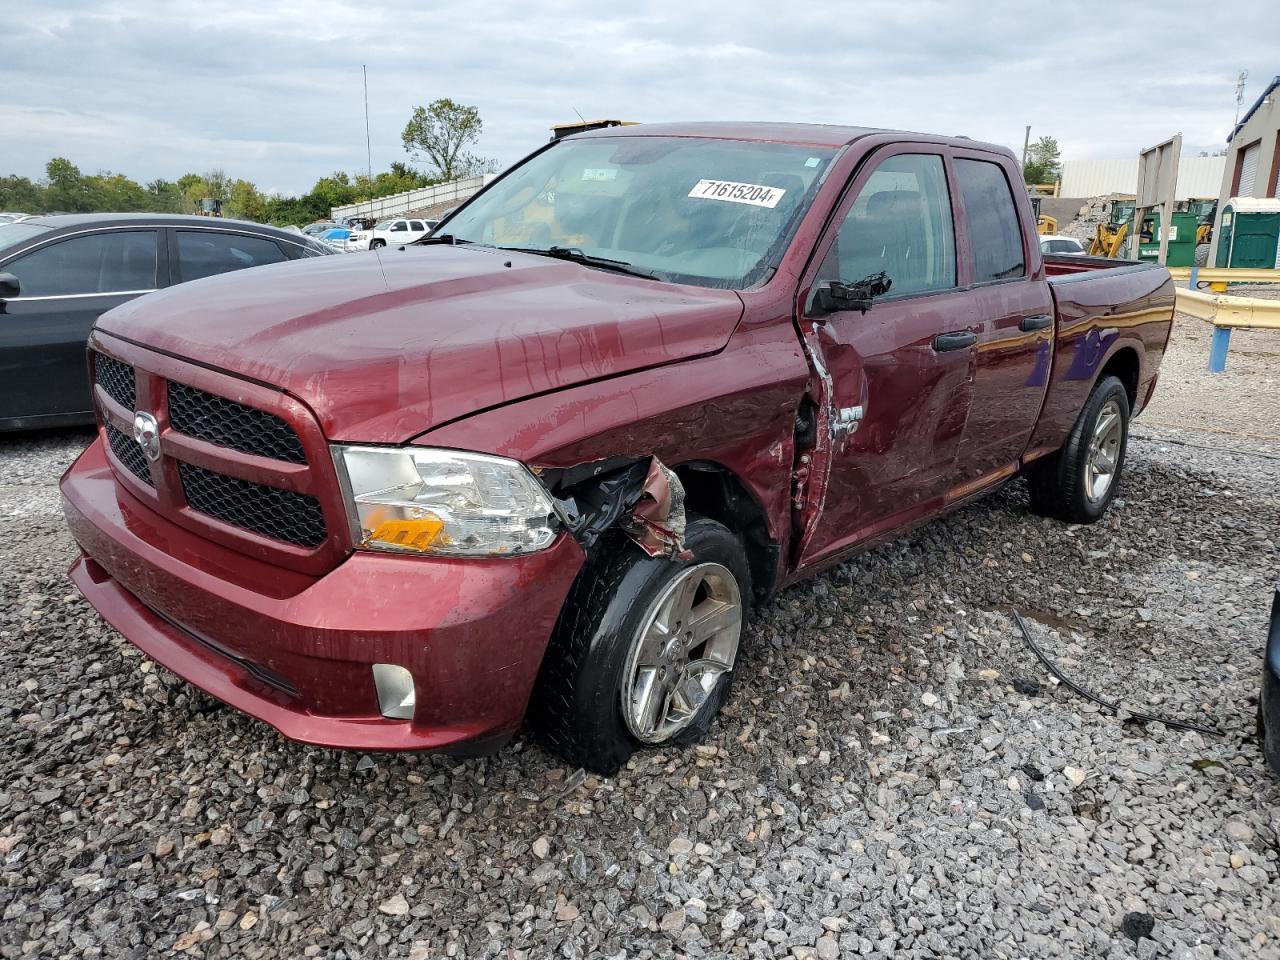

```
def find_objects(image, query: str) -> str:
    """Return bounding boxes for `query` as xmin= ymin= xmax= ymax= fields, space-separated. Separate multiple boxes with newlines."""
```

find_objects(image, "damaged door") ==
xmin=793 ymin=149 xmax=978 ymax=568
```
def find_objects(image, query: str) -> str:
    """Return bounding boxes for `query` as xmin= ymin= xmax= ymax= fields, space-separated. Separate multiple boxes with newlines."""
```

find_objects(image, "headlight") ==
xmin=332 ymin=445 xmax=558 ymax=556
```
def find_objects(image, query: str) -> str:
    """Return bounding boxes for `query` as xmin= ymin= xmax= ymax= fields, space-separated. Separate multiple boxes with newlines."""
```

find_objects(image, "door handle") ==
xmin=933 ymin=330 xmax=977 ymax=352
xmin=1020 ymin=314 xmax=1054 ymax=332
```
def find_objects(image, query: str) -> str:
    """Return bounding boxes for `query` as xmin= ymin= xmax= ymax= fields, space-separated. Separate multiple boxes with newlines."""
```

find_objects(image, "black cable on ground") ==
xmin=1011 ymin=609 xmax=1224 ymax=738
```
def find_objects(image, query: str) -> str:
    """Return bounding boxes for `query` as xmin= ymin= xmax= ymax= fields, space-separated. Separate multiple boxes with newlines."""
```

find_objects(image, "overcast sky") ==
xmin=4 ymin=0 xmax=1276 ymax=196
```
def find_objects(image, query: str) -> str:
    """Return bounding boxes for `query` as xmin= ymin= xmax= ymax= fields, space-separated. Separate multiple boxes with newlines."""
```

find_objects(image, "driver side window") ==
xmin=822 ymin=153 xmax=956 ymax=298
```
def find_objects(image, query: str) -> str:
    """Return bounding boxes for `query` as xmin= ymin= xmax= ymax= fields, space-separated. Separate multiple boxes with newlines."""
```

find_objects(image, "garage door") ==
xmin=1238 ymin=142 xmax=1260 ymax=195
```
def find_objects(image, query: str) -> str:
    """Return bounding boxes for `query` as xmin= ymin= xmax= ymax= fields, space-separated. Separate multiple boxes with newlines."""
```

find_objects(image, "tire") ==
xmin=527 ymin=517 xmax=751 ymax=775
xmin=1194 ymin=243 xmax=1210 ymax=267
xmin=1026 ymin=375 xmax=1130 ymax=524
xmin=370 ymin=239 xmax=385 ymax=249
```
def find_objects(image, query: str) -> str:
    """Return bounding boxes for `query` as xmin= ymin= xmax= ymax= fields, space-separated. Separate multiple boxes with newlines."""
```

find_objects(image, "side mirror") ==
xmin=0 ymin=272 xmax=20 ymax=299
xmin=812 ymin=271 xmax=892 ymax=316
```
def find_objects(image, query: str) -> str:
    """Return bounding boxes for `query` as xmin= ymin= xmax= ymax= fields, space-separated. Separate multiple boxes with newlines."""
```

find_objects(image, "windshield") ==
xmin=442 ymin=136 xmax=836 ymax=288
xmin=0 ymin=222 xmax=51 ymax=255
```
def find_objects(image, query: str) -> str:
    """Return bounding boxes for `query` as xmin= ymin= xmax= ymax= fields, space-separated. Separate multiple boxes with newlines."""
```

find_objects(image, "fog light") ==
xmin=372 ymin=664 xmax=416 ymax=720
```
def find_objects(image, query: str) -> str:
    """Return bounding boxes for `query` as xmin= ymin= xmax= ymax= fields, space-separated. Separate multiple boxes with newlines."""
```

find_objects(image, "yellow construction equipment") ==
xmin=1029 ymin=196 xmax=1057 ymax=235
xmin=1088 ymin=198 xmax=1135 ymax=257
xmin=1089 ymin=220 xmax=1128 ymax=257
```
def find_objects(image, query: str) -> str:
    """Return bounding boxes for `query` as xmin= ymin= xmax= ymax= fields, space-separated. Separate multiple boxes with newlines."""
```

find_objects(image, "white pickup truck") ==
xmin=346 ymin=217 xmax=438 ymax=251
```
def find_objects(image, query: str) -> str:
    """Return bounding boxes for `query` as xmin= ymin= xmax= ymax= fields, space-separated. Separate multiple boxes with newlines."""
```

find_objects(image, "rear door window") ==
xmin=955 ymin=159 xmax=1027 ymax=282
xmin=824 ymin=153 xmax=956 ymax=298
xmin=6 ymin=230 xmax=158 ymax=296
xmin=175 ymin=231 xmax=287 ymax=283
xmin=409 ymin=221 xmax=424 ymax=231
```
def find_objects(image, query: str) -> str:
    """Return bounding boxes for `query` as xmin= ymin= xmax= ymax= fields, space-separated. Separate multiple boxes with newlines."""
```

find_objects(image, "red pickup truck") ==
xmin=61 ymin=123 xmax=1174 ymax=774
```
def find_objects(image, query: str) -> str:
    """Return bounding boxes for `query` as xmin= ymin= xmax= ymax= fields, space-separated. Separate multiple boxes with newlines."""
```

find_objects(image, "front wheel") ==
xmin=1027 ymin=375 xmax=1130 ymax=524
xmin=527 ymin=518 xmax=750 ymax=775
xmin=370 ymin=239 xmax=385 ymax=249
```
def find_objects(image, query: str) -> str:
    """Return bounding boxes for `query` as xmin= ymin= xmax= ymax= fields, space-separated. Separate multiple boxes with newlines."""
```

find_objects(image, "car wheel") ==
xmin=527 ymin=517 xmax=751 ymax=775
xmin=370 ymin=239 xmax=385 ymax=249
xmin=1027 ymin=375 xmax=1130 ymax=524
xmin=1194 ymin=243 xmax=1210 ymax=267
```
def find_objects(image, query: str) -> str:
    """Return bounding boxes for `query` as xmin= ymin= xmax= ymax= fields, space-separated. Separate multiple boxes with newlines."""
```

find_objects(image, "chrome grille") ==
xmin=167 ymin=382 xmax=307 ymax=464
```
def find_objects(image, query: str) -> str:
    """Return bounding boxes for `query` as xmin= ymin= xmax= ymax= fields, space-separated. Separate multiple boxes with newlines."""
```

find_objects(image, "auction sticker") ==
xmin=688 ymin=179 xmax=786 ymax=208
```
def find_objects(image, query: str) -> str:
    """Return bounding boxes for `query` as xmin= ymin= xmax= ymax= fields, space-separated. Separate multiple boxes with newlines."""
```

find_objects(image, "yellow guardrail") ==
xmin=1167 ymin=266 xmax=1280 ymax=285
xmin=1172 ymin=284 xmax=1280 ymax=371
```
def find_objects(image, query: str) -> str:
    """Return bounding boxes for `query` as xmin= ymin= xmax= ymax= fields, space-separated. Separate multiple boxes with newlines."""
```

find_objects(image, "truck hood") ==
xmin=97 ymin=245 xmax=744 ymax=442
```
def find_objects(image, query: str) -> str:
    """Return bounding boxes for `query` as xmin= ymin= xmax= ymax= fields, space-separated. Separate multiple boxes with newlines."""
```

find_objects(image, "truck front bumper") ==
xmin=61 ymin=439 xmax=585 ymax=752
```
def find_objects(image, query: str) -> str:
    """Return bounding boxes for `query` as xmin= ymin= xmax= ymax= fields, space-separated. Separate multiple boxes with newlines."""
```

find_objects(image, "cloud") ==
xmin=2 ymin=0 xmax=1275 ymax=194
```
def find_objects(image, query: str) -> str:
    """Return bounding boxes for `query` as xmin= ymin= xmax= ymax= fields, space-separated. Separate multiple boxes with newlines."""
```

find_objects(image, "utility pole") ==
xmin=1233 ymin=69 xmax=1249 ymax=132
xmin=1021 ymin=125 xmax=1031 ymax=179
xmin=363 ymin=65 xmax=373 ymax=217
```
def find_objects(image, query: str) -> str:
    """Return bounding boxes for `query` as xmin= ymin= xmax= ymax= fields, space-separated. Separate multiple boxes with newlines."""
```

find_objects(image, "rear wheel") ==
xmin=1194 ymin=243 xmax=1210 ymax=267
xmin=1027 ymin=375 xmax=1130 ymax=524
xmin=527 ymin=518 xmax=750 ymax=775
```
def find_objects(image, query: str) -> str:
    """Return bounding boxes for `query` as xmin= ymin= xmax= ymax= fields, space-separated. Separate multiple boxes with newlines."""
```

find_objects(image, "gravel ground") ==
xmin=1144 ymin=308 xmax=1280 ymax=443
xmin=2 ymin=317 xmax=1279 ymax=958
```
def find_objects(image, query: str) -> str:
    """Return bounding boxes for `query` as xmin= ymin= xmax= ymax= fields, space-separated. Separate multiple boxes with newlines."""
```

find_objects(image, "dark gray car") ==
xmin=0 ymin=214 xmax=332 ymax=431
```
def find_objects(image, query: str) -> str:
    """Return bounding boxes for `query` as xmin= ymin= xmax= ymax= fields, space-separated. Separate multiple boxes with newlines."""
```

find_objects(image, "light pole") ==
xmin=363 ymin=65 xmax=373 ymax=217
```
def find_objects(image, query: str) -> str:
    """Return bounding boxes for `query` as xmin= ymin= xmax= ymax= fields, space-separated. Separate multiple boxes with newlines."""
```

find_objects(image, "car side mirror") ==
xmin=812 ymin=271 xmax=892 ymax=316
xmin=0 ymin=272 xmax=20 ymax=299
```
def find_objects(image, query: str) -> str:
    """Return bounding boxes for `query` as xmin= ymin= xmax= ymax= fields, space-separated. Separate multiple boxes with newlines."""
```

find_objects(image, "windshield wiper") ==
xmin=502 ymin=245 xmax=663 ymax=280
xmin=413 ymin=234 xmax=473 ymax=246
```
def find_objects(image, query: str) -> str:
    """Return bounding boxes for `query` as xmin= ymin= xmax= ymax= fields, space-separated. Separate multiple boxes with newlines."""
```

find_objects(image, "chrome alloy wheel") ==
xmin=621 ymin=562 xmax=743 ymax=743
xmin=1085 ymin=398 xmax=1123 ymax=501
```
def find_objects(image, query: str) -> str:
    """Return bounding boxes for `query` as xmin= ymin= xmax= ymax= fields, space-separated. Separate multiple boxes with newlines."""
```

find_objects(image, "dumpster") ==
xmin=1137 ymin=210 xmax=1198 ymax=266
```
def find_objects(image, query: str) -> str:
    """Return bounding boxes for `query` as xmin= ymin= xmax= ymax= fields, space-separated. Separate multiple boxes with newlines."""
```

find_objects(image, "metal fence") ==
xmin=331 ymin=174 xmax=497 ymax=221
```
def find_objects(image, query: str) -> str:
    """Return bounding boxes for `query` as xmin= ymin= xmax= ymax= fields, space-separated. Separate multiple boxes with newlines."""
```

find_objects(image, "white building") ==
xmin=1059 ymin=156 xmax=1226 ymax=200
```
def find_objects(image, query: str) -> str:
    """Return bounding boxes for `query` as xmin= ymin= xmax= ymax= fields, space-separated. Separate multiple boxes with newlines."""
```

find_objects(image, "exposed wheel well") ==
xmin=675 ymin=462 xmax=778 ymax=605
xmin=1098 ymin=347 xmax=1139 ymax=409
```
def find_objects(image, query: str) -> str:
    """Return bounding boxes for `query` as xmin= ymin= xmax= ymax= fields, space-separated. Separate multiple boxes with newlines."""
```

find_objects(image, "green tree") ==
xmin=45 ymin=157 xmax=96 ymax=212
xmin=1023 ymin=136 xmax=1061 ymax=185
xmin=310 ymin=171 xmax=357 ymax=209
xmin=401 ymin=99 xmax=492 ymax=181
xmin=146 ymin=178 xmax=186 ymax=213
xmin=0 ymin=175 xmax=45 ymax=212
xmin=226 ymin=179 xmax=267 ymax=221
xmin=94 ymin=173 xmax=151 ymax=211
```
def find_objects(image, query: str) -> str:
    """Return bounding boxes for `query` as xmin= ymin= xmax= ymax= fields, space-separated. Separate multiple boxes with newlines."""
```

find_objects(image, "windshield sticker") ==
xmin=582 ymin=168 xmax=618 ymax=182
xmin=688 ymin=179 xmax=786 ymax=209
xmin=805 ymin=157 xmax=821 ymax=168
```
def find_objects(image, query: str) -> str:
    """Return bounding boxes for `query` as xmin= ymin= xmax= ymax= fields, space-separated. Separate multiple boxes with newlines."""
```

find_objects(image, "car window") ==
xmin=294 ymin=238 xmax=336 ymax=257
xmin=390 ymin=221 xmax=408 ymax=232
xmin=821 ymin=153 xmax=956 ymax=298
xmin=409 ymin=221 xmax=424 ymax=231
xmin=6 ymin=230 xmax=157 ymax=297
xmin=954 ymin=158 xmax=1026 ymax=282
xmin=176 ymin=231 xmax=287 ymax=283
xmin=0 ymin=222 xmax=52 ymax=255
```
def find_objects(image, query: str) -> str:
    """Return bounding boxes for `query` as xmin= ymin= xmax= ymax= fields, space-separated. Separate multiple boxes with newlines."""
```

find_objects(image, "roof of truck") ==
xmin=570 ymin=121 xmax=1002 ymax=154
xmin=570 ymin=121 xmax=882 ymax=148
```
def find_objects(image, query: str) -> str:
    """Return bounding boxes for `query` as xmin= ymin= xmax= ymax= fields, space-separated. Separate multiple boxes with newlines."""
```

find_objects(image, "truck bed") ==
xmin=1025 ymin=256 xmax=1175 ymax=460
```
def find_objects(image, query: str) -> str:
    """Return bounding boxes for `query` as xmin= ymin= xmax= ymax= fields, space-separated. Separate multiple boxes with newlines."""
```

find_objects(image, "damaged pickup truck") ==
xmin=61 ymin=122 xmax=1174 ymax=774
